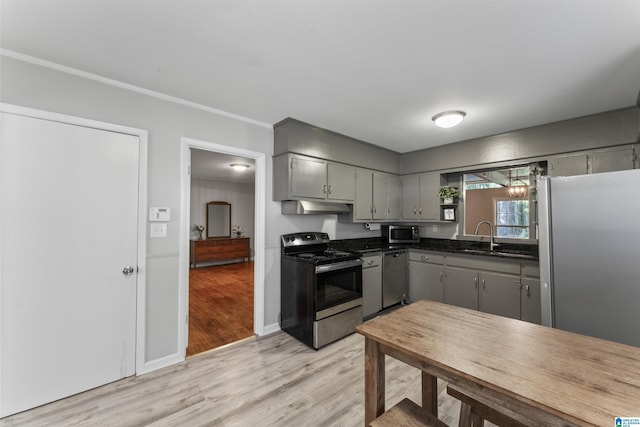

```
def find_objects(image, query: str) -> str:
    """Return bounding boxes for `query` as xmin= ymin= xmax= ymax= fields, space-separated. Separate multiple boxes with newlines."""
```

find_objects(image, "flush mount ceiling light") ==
xmin=230 ymin=163 xmax=250 ymax=171
xmin=432 ymin=110 xmax=466 ymax=128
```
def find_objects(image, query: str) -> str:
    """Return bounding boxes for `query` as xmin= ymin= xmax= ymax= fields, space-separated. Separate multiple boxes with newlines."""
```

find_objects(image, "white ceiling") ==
xmin=2 ymin=0 xmax=639 ymax=156
xmin=191 ymin=149 xmax=255 ymax=183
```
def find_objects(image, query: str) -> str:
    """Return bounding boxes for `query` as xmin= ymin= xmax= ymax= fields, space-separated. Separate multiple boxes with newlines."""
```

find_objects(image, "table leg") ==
xmin=422 ymin=371 xmax=438 ymax=417
xmin=364 ymin=337 xmax=385 ymax=426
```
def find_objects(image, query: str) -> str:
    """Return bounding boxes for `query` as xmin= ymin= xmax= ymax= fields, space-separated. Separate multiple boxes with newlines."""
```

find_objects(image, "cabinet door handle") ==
xmin=327 ymin=185 xmax=332 ymax=194
xmin=323 ymin=184 xmax=327 ymax=194
xmin=439 ymin=271 xmax=443 ymax=282
xmin=421 ymin=256 xmax=429 ymax=262
xmin=413 ymin=208 xmax=417 ymax=215
xmin=525 ymin=284 xmax=530 ymax=297
xmin=419 ymin=208 xmax=423 ymax=214
xmin=482 ymin=278 xmax=486 ymax=290
xmin=474 ymin=277 xmax=478 ymax=289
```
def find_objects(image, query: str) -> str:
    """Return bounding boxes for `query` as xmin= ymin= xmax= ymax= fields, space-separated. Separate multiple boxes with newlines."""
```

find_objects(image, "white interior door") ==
xmin=1 ymin=113 xmax=139 ymax=417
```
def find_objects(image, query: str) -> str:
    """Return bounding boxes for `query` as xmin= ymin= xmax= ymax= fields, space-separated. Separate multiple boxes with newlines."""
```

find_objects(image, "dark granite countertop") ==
xmin=330 ymin=237 xmax=539 ymax=261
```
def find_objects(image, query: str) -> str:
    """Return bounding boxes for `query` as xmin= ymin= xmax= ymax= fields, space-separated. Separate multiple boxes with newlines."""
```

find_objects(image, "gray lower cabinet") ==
xmin=479 ymin=271 xmax=521 ymax=319
xmin=521 ymin=262 xmax=541 ymax=324
xmin=408 ymin=250 xmax=444 ymax=303
xmin=444 ymin=266 xmax=478 ymax=310
xmin=362 ymin=253 xmax=382 ymax=318
xmin=445 ymin=255 xmax=522 ymax=320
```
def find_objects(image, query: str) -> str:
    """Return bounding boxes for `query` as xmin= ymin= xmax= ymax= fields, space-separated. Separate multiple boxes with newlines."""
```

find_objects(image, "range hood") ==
xmin=281 ymin=200 xmax=351 ymax=215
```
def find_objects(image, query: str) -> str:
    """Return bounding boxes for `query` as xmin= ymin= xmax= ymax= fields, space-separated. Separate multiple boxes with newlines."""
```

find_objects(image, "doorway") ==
xmin=187 ymin=149 xmax=255 ymax=355
xmin=179 ymin=138 xmax=266 ymax=359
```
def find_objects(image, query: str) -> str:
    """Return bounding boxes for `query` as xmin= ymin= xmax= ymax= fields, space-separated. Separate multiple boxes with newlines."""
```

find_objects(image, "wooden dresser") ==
xmin=190 ymin=237 xmax=250 ymax=268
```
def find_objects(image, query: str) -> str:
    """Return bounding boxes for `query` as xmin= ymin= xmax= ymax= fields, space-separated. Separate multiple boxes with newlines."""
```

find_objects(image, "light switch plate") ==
xmin=150 ymin=223 xmax=167 ymax=238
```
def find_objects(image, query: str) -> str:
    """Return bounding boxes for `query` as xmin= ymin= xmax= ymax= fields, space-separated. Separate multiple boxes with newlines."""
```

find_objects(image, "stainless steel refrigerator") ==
xmin=538 ymin=169 xmax=640 ymax=347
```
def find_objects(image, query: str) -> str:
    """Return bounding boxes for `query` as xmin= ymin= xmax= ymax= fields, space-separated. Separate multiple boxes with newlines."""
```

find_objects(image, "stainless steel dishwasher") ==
xmin=382 ymin=249 xmax=407 ymax=308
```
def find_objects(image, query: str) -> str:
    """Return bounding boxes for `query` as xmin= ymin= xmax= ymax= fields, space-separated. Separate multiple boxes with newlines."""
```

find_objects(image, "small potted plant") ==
xmin=438 ymin=186 xmax=461 ymax=204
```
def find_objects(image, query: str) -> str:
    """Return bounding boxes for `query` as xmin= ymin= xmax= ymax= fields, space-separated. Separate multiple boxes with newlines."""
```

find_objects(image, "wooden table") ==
xmin=356 ymin=300 xmax=640 ymax=426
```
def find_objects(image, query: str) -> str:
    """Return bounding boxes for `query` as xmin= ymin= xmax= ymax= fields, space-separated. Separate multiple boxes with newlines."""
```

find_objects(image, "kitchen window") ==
xmin=495 ymin=198 xmax=529 ymax=238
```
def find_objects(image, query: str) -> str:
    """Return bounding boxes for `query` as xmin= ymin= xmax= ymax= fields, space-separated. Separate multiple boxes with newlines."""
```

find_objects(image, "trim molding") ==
xmin=0 ymin=49 xmax=272 ymax=130
xmin=179 ymin=137 xmax=267 ymax=361
xmin=262 ymin=323 xmax=281 ymax=336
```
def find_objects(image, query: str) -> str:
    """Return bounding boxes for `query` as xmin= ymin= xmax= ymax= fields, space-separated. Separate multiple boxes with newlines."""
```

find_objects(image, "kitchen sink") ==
xmin=461 ymin=248 xmax=537 ymax=260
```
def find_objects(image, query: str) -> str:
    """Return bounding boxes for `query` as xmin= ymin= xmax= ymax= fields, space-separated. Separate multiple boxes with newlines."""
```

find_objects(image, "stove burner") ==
xmin=324 ymin=249 xmax=351 ymax=257
xmin=281 ymin=232 xmax=361 ymax=265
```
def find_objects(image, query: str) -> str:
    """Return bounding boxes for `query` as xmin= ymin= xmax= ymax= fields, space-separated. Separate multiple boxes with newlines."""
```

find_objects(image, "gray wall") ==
xmin=274 ymin=118 xmax=401 ymax=173
xmin=0 ymin=56 xmax=372 ymax=368
xmin=401 ymin=107 xmax=640 ymax=174
xmin=3 ymin=54 xmax=639 ymax=371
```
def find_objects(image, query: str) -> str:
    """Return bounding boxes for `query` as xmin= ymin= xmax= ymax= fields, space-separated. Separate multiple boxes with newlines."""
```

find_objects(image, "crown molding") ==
xmin=0 ymin=49 xmax=272 ymax=129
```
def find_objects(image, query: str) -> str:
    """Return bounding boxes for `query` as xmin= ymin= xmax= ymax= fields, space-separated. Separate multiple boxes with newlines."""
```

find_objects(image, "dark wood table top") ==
xmin=356 ymin=300 xmax=640 ymax=426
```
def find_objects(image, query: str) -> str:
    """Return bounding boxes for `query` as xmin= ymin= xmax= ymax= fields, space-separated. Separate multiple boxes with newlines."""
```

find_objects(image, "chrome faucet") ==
xmin=474 ymin=221 xmax=498 ymax=251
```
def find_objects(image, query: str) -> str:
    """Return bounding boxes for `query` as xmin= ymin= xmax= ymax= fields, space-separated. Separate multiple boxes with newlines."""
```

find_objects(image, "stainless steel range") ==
xmin=280 ymin=232 xmax=363 ymax=349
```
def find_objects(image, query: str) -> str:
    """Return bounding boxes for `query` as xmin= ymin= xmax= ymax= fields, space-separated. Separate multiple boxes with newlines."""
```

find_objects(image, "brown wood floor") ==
xmin=187 ymin=261 xmax=254 ymax=356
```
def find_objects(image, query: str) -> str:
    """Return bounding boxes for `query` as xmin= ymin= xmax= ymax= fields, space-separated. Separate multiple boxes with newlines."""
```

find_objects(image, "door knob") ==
xmin=122 ymin=266 xmax=136 ymax=276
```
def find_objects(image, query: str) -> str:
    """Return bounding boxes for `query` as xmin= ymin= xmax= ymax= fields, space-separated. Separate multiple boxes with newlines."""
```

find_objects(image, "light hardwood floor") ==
xmin=1 ymin=330 xmax=477 ymax=427
xmin=187 ymin=261 xmax=254 ymax=356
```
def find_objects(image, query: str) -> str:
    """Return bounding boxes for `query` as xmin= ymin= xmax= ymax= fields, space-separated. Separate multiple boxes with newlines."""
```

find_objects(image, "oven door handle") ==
xmin=315 ymin=258 xmax=363 ymax=274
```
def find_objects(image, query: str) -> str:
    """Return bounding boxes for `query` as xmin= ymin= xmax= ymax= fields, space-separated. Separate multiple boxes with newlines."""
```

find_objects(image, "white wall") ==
xmin=190 ymin=178 xmax=255 ymax=248
xmin=0 ymin=55 xmax=372 ymax=370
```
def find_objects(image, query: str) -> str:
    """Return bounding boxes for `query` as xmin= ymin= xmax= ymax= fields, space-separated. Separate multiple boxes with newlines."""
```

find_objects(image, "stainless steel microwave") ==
xmin=381 ymin=225 xmax=420 ymax=244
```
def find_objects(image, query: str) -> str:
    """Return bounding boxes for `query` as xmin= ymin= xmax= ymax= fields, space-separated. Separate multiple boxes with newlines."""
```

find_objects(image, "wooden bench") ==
xmin=447 ymin=385 xmax=529 ymax=427
xmin=369 ymin=398 xmax=448 ymax=427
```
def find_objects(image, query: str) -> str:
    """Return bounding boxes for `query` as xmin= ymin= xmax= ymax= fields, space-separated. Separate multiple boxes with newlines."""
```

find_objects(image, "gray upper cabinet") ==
xmin=402 ymin=172 xmax=440 ymax=221
xmin=273 ymin=153 xmax=356 ymax=202
xmin=548 ymin=153 xmax=588 ymax=177
xmin=387 ymin=174 xmax=402 ymax=220
xmin=401 ymin=174 xmax=420 ymax=220
xmin=290 ymin=155 xmax=326 ymax=198
xmin=547 ymin=144 xmax=637 ymax=177
xmin=354 ymin=169 xmax=401 ymax=221
xmin=327 ymin=162 xmax=357 ymax=201
xmin=372 ymin=172 xmax=387 ymax=220
xmin=354 ymin=168 xmax=373 ymax=220
xmin=592 ymin=145 xmax=636 ymax=173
